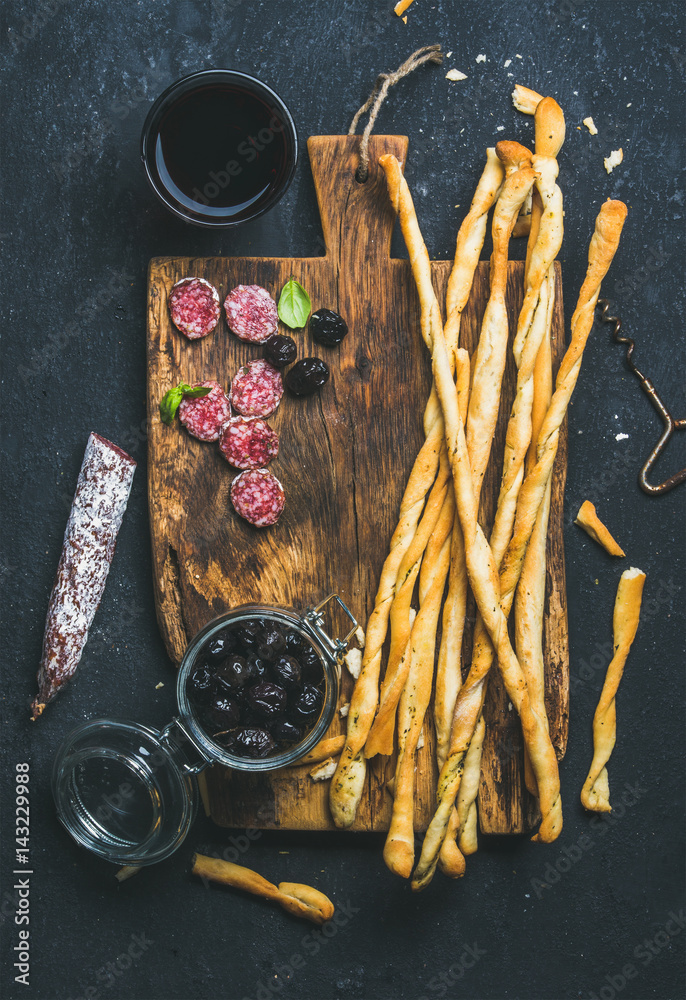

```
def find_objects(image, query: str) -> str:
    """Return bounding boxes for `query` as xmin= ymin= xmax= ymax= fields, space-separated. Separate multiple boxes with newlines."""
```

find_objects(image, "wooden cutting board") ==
xmin=146 ymin=135 xmax=568 ymax=834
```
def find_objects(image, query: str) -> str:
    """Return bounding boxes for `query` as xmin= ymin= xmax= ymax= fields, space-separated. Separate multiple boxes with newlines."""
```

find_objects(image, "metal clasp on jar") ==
xmin=302 ymin=593 xmax=357 ymax=663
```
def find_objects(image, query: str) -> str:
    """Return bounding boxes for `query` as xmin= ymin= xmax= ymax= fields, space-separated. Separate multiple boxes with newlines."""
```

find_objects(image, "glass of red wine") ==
xmin=141 ymin=69 xmax=298 ymax=228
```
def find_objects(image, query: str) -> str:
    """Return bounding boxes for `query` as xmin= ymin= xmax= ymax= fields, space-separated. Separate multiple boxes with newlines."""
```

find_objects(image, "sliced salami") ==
xmin=230 ymin=469 xmax=285 ymax=527
xmin=31 ymin=434 xmax=136 ymax=719
xmin=178 ymin=380 xmax=231 ymax=442
xmin=169 ymin=277 xmax=220 ymax=340
xmin=224 ymin=284 xmax=278 ymax=343
xmin=219 ymin=417 xmax=279 ymax=470
xmin=230 ymin=360 xmax=284 ymax=418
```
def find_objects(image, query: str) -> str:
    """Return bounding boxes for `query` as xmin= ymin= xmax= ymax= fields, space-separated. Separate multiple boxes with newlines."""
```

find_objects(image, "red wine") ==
xmin=149 ymin=81 xmax=294 ymax=223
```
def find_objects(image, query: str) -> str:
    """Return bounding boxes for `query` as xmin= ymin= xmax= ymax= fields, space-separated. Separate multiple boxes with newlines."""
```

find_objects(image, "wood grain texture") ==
xmin=146 ymin=135 xmax=568 ymax=833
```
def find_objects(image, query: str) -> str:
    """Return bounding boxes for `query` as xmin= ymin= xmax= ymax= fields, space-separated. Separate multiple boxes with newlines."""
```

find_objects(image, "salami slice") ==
xmin=31 ymin=434 xmax=136 ymax=719
xmin=224 ymin=284 xmax=278 ymax=343
xmin=230 ymin=469 xmax=285 ymax=527
xmin=178 ymin=380 xmax=231 ymax=442
xmin=219 ymin=417 xmax=279 ymax=470
xmin=169 ymin=277 xmax=220 ymax=340
xmin=230 ymin=360 xmax=284 ymax=418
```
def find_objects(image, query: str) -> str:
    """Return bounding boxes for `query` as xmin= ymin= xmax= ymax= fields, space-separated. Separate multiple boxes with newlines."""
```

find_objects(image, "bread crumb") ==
xmin=417 ymin=726 xmax=425 ymax=749
xmin=604 ymin=148 xmax=623 ymax=173
xmin=402 ymin=15 xmax=407 ymax=22
xmin=616 ymin=432 xmax=629 ymax=441
xmin=476 ymin=53 xmax=487 ymax=63
xmin=446 ymin=68 xmax=467 ymax=82
xmin=339 ymin=703 xmax=350 ymax=718
xmin=309 ymin=758 xmax=337 ymax=782
xmin=446 ymin=51 xmax=453 ymax=58
xmin=344 ymin=647 xmax=362 ymax=680
xmin=583 ymin=116 xmax=598 ymax=135
xmin=354 ymin=625 xmax=366 ymax=648
xmin=496 ymin=125 xmax=505 ymax=131
xmin=155 ymin=682 xmax=164 ymax=689
xmin=503 ymin=58 xmax=512 ymax=67
xmin=515 ymin=53 xmax=523 ymax=59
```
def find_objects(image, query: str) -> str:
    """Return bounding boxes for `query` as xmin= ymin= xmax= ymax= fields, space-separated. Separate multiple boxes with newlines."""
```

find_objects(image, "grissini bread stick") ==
xmin=512 ymin=83 xmax=544 ymax=115
xmin=575 ymin=501 xmax=626 ymax=557
xmin=457 ymin=99 xmax=565 ymax=846
xmin=329 ymin=151 xmax=503 ymax=827
xmin=383 ymin=350 xmax=470 ymax=877
xmin=581 ymin=568 xmax=645 ymax=812
xmin=354 ymin=149 xmax=503 ymax=764
xmin=367 ymin=145 xmax=533 ymax=761
xmin=376 ymin=157 xmax=561 ymax=894
xmin=413 ymin=199 xmax=627 ymax=890
xmin=191 ymin=855 xmax=335 ymax=926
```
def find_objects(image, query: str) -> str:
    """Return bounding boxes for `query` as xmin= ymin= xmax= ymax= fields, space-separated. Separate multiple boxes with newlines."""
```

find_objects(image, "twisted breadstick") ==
xmin=413 ymin=198 xmax=627 ymax=890
xmin=364 ymin=151 xmax=508 ymax=761
xmin=456 ymin=100 xmax=565 ymax=845
xmin=376 ymin=156 xmax=562 ymax=892
xmin=581 ymin=567 xmax=645 ymax=812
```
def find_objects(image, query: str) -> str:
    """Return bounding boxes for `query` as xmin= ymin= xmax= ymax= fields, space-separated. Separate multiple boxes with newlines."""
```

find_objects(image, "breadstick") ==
xmin=376 ymin=156 xmax=562 ymax=890
xmin=575 ymin=501 xmax=626 ymax=557
xmin=512 ymin=83 xmax=544 ymax=115
xmin=383 ymin=484 xmax=455 ymax=876
xmin=363 ymin=154 xmax=507 ymax=762
xmin=581 ymin=568 xmax=646 ymax=811
xmin=449 ymin=100 xmax=566 ymax=854
xmin=288 ymin=734 xmax=345 ymax=767
xmin=192 ymin=855 xmax=334 ymax=925
xmin=413 ymin=199 xmax=627 ymax=890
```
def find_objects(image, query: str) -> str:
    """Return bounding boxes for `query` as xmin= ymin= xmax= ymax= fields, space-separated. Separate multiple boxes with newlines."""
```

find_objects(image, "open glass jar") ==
xmin=52 ymin=595 xmax=356 ymax=867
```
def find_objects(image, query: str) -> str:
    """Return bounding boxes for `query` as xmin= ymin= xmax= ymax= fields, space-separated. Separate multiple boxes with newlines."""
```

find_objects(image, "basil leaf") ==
xmin=278 ymin=278 xmax=311 ymax=329
xmin=159 ymin=384 xmax=211 ymax=424
xmin=159 ymin=386 xmax=185 ymax=425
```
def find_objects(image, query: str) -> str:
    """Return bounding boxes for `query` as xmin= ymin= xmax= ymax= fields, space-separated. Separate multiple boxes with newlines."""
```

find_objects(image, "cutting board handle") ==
xmin=307 ymin=135 xmax=409 ymax=265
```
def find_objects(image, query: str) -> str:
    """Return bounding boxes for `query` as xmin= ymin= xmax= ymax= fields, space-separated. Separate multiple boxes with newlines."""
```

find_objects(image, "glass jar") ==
xmin=52 ymin=595 xmax=356 ymax=867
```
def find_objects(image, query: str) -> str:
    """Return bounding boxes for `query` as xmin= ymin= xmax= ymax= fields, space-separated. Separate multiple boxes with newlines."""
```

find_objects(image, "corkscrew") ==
xmin=596 ymin=299 xmax=686 ymax=496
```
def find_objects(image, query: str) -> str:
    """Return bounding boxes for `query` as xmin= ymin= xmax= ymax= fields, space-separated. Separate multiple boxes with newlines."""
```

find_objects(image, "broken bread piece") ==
xmin=512 ymin=83 xmax=544 ymax=114
xmin=575 ymin=500 xmax=625 ymax=557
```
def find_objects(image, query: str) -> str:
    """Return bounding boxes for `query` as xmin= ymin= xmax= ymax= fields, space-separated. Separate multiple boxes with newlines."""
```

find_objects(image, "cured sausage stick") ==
xmin=330 ymin=149 xmax=504 ymax=828
xmin=413 ymin=199 xmax=628 ymax=891
xmin=455 ymin=98 xmax=566 ymax=849
xmin=366 ymin=144 xmax=533 ymax=761
xmin=581 ymin=568 xmax=646 ymax=812
xmin=31 ymin=434 xmax=136 ymax=719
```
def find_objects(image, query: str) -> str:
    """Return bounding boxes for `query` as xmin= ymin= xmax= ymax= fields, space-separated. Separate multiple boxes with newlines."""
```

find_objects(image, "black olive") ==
xmin=235 ymin=622 xmax=263 ymax=651
xmin=215 ymin=655 xmax=254 ymax=692
xmin=290 ymin=684 xmax=324 ymax=723
xmin=245 ymin=680 xmax=288 ymax=718
xmin=271 ymin=655 xmax=302 ymax=690
xmin=232 ymin=727 xmax=276 ymax=758
xmin=205 ymin=629 xmax=239 ymax=663
xmin=285 ymin=631 xmax=307 ymax=656
xmin=186 ymin=663 xmax=214 ymax=706
xmin=246 ymin=653 xmax=269 ymax=679
xmin=205 ymin=695 xmax=241 ymax=729
xmin=271 ymin=719 xmax=302 ymax=743
xmin=212 ymin=730 xmax=238 ymax=751
xmin=299 ymin=643 xmax=323 ymax=680
xmin=257 ymin=628 xmax=286 ymax=662
xmin=264 ymin=333 xmax=297 ymax=368
xmin=285 ymin=357 xmax=330 ymax=396
xmin=310 ymin=308 xmax=348 ymax=347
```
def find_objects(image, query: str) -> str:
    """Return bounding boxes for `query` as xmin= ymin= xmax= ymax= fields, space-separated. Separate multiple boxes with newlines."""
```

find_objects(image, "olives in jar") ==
xmin=285 ymin=357 xmax=330 ymax=396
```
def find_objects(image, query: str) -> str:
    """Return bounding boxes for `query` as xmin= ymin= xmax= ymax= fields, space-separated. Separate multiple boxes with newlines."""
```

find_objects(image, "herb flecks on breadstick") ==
xmin=581 ymin=568 xmax=645 ymax=812
xmin=191 ymin=855 xmax=335 ymax=926
xmin=575 ymin=501 xmax=626 ymax=557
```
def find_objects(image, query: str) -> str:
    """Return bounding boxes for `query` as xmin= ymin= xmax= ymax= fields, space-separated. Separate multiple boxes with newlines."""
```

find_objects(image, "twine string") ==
xmin=348 ymin=44 xmax=443 ymax=181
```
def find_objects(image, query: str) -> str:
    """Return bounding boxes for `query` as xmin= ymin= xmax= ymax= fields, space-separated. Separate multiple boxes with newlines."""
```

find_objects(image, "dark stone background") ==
xmin=1 ymin=2 xmax=684 ymax=998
